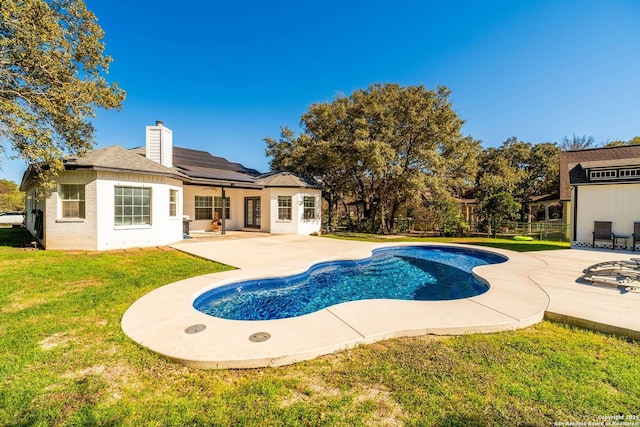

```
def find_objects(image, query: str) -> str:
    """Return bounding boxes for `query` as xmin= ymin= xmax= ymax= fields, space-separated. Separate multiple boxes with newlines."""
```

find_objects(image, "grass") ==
xmin=323 ymin=232 xmax=571 ymax=252
xmin=0 ymin=226 xmax=36 ymax=248
xmin=1 ymin=229 xmax=638 ymax=426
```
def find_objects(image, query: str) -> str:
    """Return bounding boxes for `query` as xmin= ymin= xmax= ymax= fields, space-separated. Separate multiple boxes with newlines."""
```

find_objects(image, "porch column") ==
xmin=544 ymin=203 xmax=549 ymax=221
xmin=221 ymin=187 xmax=226 ymax=235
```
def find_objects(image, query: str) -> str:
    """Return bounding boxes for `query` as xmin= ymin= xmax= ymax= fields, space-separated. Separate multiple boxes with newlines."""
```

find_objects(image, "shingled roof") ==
xmin=127 ymin=146 xmax=263 ymax=186
xmin=20 ymin=145 xmax=183 ymax=190
xmin=256 ymin=172 xmax=320 ymax=188
xmin=22 ymin=143 xmax=316 ymax=191
xmin=559 ymin=145 xmax=640 ymax=200
xmin=64 ymin=145 xmax=180 ymax=176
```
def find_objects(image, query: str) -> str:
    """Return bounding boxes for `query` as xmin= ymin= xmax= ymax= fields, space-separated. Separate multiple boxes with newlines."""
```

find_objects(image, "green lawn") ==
xmin=323 ymin=232 xmax=571 ymax=252
xmin=1 ymin=229 xmax=638 ymax=426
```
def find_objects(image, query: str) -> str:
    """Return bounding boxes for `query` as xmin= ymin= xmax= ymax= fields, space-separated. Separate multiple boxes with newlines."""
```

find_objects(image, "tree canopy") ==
xmin=604 ymin=136 xmax=640 ymax=147
xmin=559 ymin=134 xmax=596 ymax=151
xmin=480 ymin=191 xmax=521 ymax=236
xmin=266 ymin=83 xmax=480 ymax=233
xmin=477 ymin=137 xmax=559 ymax=203
xmin=0 ymin=179 xmax=24 ymax=211
xmin=1 ymin=0 xmax=125 ymax=187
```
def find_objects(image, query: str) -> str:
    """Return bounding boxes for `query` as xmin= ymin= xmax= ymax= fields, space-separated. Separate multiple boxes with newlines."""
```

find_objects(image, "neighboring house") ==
xmin=526 ymin=193 xmax=562 ymax=222
xmin=560 ymin=145 xmax=640 ymax=249
xmin=455 ymin=188 xmax=478 ymax=225
xmin=20 ymin=122 xmax=322 ymax=250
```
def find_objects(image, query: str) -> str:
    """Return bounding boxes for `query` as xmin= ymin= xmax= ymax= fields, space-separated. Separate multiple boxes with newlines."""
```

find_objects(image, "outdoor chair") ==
xmin=592 ymin=221 xmax=615 ymax=250
xmin=633 ymin=222 xmax=640 ymax=251
xmin=581 ymin=268 xmax=640 ymax=288
xmin=583 ymin=259 xmax=640 ymax=273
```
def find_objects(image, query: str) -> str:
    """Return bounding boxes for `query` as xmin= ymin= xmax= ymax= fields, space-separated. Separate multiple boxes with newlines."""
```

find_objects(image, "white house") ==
xmin=560 ymin=145 xmax=640 ymax=250
xmin=20 ymin=122 xmax=322 ymax=250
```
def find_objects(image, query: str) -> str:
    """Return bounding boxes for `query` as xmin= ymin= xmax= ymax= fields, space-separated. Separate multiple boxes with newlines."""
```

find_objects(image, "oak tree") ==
xmin=604 ymin=136 xmax=640 ymax=147
xmin=0 ymin=179 xmax=24 ymax=211
xmin=266 ymin=83 xmax=480 ymax=233
xmin=480 ymin=191 xmax=521 ymax=236
xmin=1 ymin=0 xmax=125 ymax=188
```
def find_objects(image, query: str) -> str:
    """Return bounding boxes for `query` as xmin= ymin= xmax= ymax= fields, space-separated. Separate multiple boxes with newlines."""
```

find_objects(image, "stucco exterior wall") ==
xmin=573 ymin=183 xmax=640 ymax=248
xmin=25 ymin=170 xmax=183 ymax=251
xmin=95 ymin=172 xmax=183 ymax=251
xmin=184 ymin=185 xmax=260 ymax=231
xmin=183 ymin=185 xmax=267 ymax=232
xmin=23 ymin=171 xmax=322 ymax=250
xmin=260 ymin=191 xmax=271 ymax=232
xmin=267 ymin=188 xmax=322 ymax=235
xmin=183 ymin=185 xmax=217 ymax=232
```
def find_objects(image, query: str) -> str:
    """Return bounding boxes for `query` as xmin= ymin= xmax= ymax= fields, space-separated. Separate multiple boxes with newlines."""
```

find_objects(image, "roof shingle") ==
xmin=256 ymin=172 xmax=319 ymax=188
xmin=64 ymin=145 xmax=180 ymax=176
xmin=559 ymin=145 xmax=640 ymax=200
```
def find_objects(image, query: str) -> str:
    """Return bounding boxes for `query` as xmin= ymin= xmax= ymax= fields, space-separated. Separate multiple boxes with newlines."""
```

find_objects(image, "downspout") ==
xmin=572 ymin=186 xmax=578 ymax=244
xmin=221 ymin=187 xmax=227 ymax=235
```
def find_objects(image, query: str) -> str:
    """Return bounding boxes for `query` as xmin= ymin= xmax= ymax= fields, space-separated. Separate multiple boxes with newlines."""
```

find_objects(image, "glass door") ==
xmin=244 ymin=197 xmax=261 ymax=228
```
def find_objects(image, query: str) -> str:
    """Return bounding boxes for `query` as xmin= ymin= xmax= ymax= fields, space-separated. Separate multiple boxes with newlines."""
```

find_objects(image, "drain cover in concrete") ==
xmin=249 ymin=332 xmax=271 ymax=342
xmin=184 ymin=324 xmax=207 ymax=334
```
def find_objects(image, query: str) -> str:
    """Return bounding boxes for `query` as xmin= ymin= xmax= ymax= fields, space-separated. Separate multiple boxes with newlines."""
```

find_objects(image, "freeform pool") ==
xmin=193 ymin=246 xmax=507 ymax=321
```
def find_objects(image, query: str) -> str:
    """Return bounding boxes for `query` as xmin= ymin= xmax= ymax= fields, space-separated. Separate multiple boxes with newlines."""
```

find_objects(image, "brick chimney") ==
xmin=145 ymin=121 xmax=173 ymax=168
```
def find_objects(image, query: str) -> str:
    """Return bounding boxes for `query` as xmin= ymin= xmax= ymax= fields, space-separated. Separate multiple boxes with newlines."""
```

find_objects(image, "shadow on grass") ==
xmin=326 ymin=232 xmax=570 ymax=253
xmin=0 ymin=227 xmax=36 ymax=248
xmin=461 ymin=241 xmax=569 ymax=252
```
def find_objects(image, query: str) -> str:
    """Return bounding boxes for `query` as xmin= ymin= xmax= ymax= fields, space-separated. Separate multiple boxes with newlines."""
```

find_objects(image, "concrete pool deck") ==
xmin=121 ymin=234 xmax=640 ymax=369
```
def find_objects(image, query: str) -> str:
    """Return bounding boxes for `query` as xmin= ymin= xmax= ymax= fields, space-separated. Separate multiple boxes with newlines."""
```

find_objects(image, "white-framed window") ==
xmin=195 ymin=196 xmax=213 ymax=220
xmin=60 ymin=184 xmax=85 ymax=218
xmin=169 ymin=189 xmax=178 ymax=217
xmin=590 ymin=170 xmax=617 ymax=180
xmin=303 ymin=196 xmax=316 ymax=220
xmin=278 ymin=196 xmax=292 ymax=221
xmin=619 ymin=168 xmax=640 ymax=178
xmin=114 ymin=186 xmax=151 ymax=225
xmin=214 ymin=196 xmax=231 ymax=220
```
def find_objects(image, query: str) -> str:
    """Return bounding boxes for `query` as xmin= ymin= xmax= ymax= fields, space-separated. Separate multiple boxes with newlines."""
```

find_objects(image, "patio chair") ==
xmin=581 ymin=268 xmax=640 ymax=288
xmin=633 ymin=222 xmax=640 ymax=251
xmin=592 ymin=221 xmax=615 ymax=250
xmin=583 ymin=259 xmax=640 ymax=273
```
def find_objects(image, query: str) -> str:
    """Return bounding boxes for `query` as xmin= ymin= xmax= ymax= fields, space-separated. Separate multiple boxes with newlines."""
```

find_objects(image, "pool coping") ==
xmin=121 ymin=237 xmax=550 ymax=369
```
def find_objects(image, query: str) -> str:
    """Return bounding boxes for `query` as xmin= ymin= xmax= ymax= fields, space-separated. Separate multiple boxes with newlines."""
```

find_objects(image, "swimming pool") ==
xmin=193 ymin=246 xmax=506 ymax=321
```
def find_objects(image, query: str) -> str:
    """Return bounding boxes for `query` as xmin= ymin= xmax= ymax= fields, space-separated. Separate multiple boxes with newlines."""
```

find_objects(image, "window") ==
xmin=278 ymin=196 xmax=292 ymax=221
xmin=61 ymin=184 xmax=85 ymax=218
xmin=303 ymin=196 xmax=315 ymax=220
xmin=214 ymin=196 xmax=231 ymax=220
xmin=169 ymin=189 xmax=178 ymax=217
xmin=195 ymin=196 xmax=212 ymax=220
xmin=114 ymin=186 xmax=151 ymax=225
xmin=619 ymin=168 xmax=640 ymax=178
xmin=590 ymin=170 xmax=617 ymax=180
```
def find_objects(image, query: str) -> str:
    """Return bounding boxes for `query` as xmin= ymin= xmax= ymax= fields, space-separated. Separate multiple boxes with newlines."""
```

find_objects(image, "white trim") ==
xmin=114 ymin=225 xmax=153 ymax=231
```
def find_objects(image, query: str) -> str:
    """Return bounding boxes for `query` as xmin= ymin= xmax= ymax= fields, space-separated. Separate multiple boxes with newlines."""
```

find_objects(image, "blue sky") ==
xmin=2 ymin=0 xmax=640 ymax=184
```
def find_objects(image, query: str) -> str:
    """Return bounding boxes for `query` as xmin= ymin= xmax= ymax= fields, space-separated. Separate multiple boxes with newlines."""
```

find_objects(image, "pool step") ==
xmin=365 ymin=257 xmax=415 ymax=277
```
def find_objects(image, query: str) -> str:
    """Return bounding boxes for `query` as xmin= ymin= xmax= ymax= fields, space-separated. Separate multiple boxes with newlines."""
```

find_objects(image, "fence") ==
xmin=488 ymin=221 xmax=570 ymax=241
xmin=391 ymin=219 xmax=570 ymax=241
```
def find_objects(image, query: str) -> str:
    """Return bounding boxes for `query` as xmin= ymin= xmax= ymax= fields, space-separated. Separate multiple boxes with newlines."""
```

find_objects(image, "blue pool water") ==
xmin=193 ymin=246 xmax=506 ymax=321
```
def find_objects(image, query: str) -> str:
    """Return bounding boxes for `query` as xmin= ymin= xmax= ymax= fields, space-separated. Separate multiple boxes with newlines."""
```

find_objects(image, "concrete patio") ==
xmin=121 ymin=234 xmax=640 ymax=369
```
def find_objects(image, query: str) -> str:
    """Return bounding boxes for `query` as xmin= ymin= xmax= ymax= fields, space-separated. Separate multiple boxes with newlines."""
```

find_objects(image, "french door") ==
xmin=244 ymin=197 xmax=261 ymax=228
